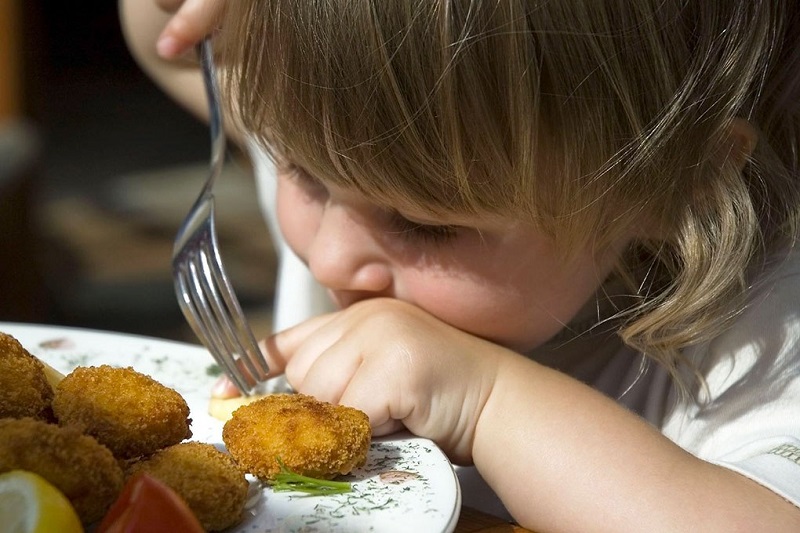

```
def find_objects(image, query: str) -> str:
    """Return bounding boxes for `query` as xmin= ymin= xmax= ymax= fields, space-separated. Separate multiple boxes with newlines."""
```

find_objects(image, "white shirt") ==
xmin=247 ymin=140 xmax=334 ymax=336
xmin=660 ymin=249 xmax=800 ymax=507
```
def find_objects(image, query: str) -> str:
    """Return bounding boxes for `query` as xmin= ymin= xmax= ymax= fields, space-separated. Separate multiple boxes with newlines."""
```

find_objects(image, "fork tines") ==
xmin=172 ymin=38 xmax=270 ymax=396
xmin=174 ymin=222 xmax=269 ymax=395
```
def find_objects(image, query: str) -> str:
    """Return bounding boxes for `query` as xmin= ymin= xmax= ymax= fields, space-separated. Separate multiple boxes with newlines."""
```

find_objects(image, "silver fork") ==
xmin=172 ymin=38 xmax=269 ymax=395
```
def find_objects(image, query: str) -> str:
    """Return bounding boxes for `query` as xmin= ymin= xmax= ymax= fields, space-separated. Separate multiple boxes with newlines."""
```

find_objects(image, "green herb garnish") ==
xmin=269 ymin=458 xmax=352 ymax=496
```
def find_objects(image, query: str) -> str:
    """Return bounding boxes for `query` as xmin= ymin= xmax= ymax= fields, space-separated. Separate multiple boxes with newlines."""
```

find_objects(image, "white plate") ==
xmin=0 ymin=322 xmax=461 ymax=533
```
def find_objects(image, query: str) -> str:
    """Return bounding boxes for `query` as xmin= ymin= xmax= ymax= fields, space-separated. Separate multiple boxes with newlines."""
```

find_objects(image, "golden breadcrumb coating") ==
xmin=126 ymin=441 xmax=248 ymax=531
xmin=53 ymin=365 xmax=192 ymax=459
xmin=0 ymin=417 xmax=124 ymax=525
xmin=0 ymin=332 xmax=54 ymax=420
xmin=222 ymin=393 xmax=371 ymax=481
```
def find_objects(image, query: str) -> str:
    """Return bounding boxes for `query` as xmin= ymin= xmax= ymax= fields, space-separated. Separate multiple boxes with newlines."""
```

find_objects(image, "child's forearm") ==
xmin=473 ymin=358 xmax=800 ymax=532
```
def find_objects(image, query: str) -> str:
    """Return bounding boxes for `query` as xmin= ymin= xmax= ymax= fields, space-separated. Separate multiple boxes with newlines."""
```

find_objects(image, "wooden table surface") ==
xmin=455 ymin=506 xmax=535 ymax=533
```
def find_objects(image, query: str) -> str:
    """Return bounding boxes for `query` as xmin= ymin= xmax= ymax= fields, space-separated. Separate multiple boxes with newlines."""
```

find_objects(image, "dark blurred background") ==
xmin=0 ymin=1 xmax=276 ymax=341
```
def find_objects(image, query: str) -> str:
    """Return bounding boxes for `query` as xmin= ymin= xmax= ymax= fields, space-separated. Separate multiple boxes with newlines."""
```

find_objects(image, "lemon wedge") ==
xmin=0 ymin=470 xmax=83 ymax=533
xmin=38 ymin=359 xmax=65 ymax=390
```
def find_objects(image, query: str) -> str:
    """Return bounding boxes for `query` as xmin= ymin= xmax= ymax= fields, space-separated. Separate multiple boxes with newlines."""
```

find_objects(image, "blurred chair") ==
xmin=0 ymin=120 xmax=53 ymax=322
xmin=0 ymin=1 xmax=53 ymax=322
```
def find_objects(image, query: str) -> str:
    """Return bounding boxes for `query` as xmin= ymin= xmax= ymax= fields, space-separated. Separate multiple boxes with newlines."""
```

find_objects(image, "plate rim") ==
xmin=0 ymin=321 xmax=462 ymax=532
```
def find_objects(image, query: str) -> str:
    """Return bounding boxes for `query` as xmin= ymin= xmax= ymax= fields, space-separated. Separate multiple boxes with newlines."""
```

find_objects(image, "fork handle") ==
xmin=198 ymin=38 xmax=226 ymax=193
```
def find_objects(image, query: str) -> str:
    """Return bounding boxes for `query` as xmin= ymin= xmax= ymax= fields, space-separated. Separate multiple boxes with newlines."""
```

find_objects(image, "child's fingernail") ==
xmin=156 ymin=35 xmax=181 ymax=58
xmin=211 ymin=375 xmax=241 ymax=399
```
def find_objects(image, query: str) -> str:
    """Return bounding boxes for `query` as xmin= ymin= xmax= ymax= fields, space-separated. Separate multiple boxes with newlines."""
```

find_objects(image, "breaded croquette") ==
xmin=0 ymin=332 xmax=54 ymax=420
xmin=126 ymin=441 xmax=248 ymax=531
xmin=222 ymin=393 xmax=371 ymax=481
xmin=53 ymin=365 xmax=192 ymax=459
xmin=0 ymin=417 xmax=124 ymax=524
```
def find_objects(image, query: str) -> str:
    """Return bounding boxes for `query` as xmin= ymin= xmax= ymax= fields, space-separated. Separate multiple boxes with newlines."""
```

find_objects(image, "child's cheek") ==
xmin=276 ymin=181 xmax=323 ymax=262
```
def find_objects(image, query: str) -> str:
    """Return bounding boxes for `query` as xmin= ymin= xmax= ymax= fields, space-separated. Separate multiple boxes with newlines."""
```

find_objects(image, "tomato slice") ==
xmin=96 ymin=472 xmax=204 ymax=533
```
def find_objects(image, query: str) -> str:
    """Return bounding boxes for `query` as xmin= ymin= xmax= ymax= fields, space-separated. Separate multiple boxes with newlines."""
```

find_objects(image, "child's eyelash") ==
xmin=388 ymin=215 xmax=459 ymax=244
xmin=281 ymin=162 xmax=458 ymax=244
xmin=283 ymin=163 xmax=328 ymax=195
xmin=283 ymin=162 xmax=311 ymax=182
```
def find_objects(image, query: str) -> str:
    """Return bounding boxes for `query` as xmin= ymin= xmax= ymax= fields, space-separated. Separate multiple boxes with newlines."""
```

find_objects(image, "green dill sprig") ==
xmin=269 ymin=458 xmax=352 ymax=496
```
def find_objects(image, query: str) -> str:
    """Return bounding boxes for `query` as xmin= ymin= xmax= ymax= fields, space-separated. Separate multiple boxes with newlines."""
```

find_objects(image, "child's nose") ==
xmin=306 ymin=204 xmax=393 ymax=294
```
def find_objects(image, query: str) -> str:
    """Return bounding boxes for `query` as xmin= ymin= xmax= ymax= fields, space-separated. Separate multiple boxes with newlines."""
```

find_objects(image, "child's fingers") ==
xmin=157 ymin=0 xmax=225 ymax=59
xmin=337 ymin=354 xmax=415 ymax=431
xmin=258 ymin=312 xmax=341 ymax=379
xmin=291 ymin=339 xmax=365 ymax=403
xmin=210 ymin=313 xmax=334 ymax=399
xmin=210 ymin=374 xmax=240 ymax=399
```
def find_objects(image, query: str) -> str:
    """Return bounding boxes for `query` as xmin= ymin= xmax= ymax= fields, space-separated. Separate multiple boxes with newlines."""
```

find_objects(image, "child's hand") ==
xmin=260 ymin=298 xmax=516 ymax=464
xmin=210 ymin=374 xmax=241 ymax=399
xmin=154 ymin=0 xmax=226 ymax=59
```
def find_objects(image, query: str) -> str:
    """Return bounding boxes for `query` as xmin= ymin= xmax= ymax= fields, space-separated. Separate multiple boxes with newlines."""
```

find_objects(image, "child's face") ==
xmin=276 ymin=166 xmax=626 ymax=353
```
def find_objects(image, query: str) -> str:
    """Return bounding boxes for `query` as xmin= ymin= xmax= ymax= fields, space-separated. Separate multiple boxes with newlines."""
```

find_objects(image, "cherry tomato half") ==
xmin=96 ymin=472 xmax=204 ymax=533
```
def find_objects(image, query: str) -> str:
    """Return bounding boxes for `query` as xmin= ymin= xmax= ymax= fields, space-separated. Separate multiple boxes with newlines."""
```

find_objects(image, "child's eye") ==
xmin=283 ymin=163 xmax=328 ymax=199
xmin=387 ymin=213 xmax=459 ymax=245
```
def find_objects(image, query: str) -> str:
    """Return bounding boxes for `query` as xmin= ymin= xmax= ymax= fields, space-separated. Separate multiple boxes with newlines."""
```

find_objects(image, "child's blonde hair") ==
xmin=220 ymin=1 xmax=800 ymax=387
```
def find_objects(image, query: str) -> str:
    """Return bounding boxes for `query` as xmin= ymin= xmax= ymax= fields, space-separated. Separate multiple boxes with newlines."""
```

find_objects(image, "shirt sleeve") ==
xmin=661 ymin=248 xmax=800 ymax=508
xmin=716 ymin=441 xmax=800 ymax=507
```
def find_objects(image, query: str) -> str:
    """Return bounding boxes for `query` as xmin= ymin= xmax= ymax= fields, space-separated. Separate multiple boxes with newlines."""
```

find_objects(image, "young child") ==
xmin=121 ymin=1 xmax=800 ymax=530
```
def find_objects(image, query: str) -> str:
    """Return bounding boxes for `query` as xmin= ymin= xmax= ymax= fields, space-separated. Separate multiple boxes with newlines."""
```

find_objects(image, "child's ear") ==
xmin=726 ymin=117 xmax=759 ymax=171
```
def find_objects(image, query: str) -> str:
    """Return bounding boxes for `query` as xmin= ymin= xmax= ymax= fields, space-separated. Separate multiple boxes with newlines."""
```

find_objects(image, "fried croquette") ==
xmin=53 ymin=365 xmax=192 ymax=459
xmin=126 ymin=441 xmax=248 ymax=531
xmin=222 ymin=393 xmax=371 ymax=481
xmin=0 ymin=417 xmax=124 ymax=524
xmin=0 ymin=332 xmax=54 ymax=420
